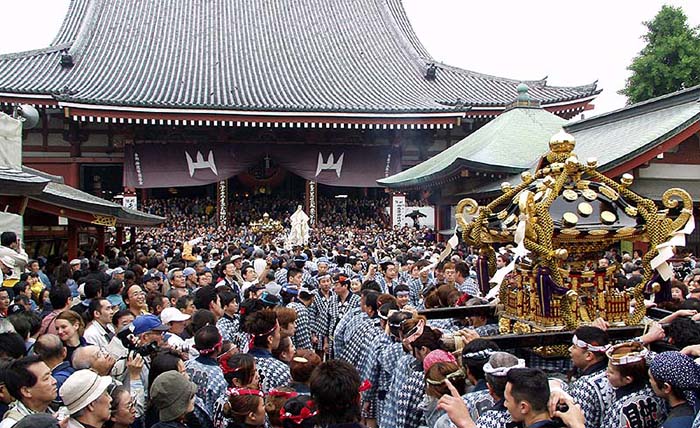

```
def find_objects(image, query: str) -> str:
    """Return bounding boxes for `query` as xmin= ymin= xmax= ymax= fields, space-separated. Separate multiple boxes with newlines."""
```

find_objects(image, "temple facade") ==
xmin=0 ymin=0 xmax=600 ymax=225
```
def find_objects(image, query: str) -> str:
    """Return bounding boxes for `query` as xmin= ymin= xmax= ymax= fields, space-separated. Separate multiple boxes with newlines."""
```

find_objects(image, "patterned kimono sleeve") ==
xmin=289 ymin=303 xmax=313 ymax=350
xmin=216 ymin=317 xmax=236 ymax=342
xmin=408 ymin=277 xmax=422 ymax=307
xmin=360 ymin=338 xmax=382 ymax=405
xmin=212 ymin=395 xmax=231 ymax=428
xmin=569 ymin=376 xmax=604 ymax=428
xmin=394 ymin=368 xmax=426 ymax=428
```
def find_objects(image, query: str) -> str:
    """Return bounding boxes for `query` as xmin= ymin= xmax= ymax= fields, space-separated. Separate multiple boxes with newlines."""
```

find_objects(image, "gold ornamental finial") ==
xmin=549 ymin=129 xmax=576 ymax=154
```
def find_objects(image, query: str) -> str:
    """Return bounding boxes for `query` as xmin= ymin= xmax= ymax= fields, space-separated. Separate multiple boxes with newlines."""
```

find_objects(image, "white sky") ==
xmin=1 ymin=0 xmax=699 ymax=115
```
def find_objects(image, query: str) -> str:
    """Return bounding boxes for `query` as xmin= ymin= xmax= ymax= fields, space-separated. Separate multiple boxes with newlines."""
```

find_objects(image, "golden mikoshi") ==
xmin=456 ymin=129 xmax=694 ymax=337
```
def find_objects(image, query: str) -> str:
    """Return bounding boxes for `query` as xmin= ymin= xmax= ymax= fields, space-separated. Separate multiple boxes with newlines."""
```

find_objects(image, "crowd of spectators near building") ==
xmin=0 ymin=194 xmax=697 ymax=428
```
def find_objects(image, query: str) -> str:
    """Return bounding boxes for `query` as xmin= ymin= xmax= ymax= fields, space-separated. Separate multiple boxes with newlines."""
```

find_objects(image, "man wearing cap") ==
xmin=142 ymin=273 xmax=161 ymax=294
xmin=182 ymin=267 xmax=197 ymax=290
xmin=83 ymin=298 xmax=116 ymax=349
xmin=112 ymin=314 xmax=169 ymax=386
xmin=60 ymin=369 xmax=112 ymax=428
xmin=0 ymin=256 xmax=16 ymax=291
xmin=160 ymin=307 xmax=191 ymax=351
xmin=206 ymin=249 xmax=221 ymax=270
xmin=0 ymin=356 xmax=57 ymax=428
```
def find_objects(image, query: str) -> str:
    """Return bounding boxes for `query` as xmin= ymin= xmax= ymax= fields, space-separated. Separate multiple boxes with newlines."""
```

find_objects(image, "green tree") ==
xmin=619 ymin=5 xmax=700 ymax=104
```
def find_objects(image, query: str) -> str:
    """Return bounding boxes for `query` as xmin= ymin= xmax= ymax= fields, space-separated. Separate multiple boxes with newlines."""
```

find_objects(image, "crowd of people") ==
xmin=0 ymin=203 xmax=698 ymax=428
xmin=140 ymin=195 xmax=396 ymax=232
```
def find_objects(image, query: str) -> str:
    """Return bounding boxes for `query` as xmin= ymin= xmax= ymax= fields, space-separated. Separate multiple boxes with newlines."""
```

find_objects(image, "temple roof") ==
xmin=0 ymin=167 xmax=49 ymax=195
xmin=0 ymin=0 xmax=599 ymax=124
xmin=450 ymin=85 xmax=700 ymax=197
xmin=378 ymin=99 xmax=567 ymax=188
xmin=23 ymin=167 xmax=164 ymax=226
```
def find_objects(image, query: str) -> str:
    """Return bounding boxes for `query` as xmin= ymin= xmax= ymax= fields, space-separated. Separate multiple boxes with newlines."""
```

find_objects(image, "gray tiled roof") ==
xmin=0 ymin=167 xmax=49 ymax=195
xmin=378 ymin=105 xmax=567 ymax=187
xmin=454 ymin=86 xmax=700 ymax=198
xmin=564 ymin=85 xmax=700 ymax=171
xmin=33 ymin=182 xmax=164 ymax=226
xmin=0 ymin=0 xmax=599 ymax=114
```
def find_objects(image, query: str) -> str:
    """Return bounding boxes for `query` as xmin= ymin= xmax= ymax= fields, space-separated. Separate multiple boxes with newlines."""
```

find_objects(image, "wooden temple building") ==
xmin=380 ymin=85 xmax=700 ymax=253
xmin=0 ymin=0 xmax=600 ymax=229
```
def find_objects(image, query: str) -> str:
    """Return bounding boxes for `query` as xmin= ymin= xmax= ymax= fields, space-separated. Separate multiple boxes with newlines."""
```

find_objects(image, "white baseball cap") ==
xmin=160 ymin=307 xmax=191 ymax=325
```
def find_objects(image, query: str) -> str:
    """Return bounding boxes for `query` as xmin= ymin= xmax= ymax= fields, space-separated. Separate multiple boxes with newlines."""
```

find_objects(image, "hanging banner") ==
xmin=124 ymin=143 xmax=401 ymax=188
xmin=391 ymin=194 xmax=406 ymax=228
xmin=216 ymin=180 xmax=229 ymax=226
xmin=306 ymin=180 xmax=317 ymax=227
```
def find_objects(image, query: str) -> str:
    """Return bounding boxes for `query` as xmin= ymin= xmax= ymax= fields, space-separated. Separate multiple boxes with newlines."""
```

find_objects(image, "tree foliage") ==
xmin=619 ymin=5 xmax=700 ymax=104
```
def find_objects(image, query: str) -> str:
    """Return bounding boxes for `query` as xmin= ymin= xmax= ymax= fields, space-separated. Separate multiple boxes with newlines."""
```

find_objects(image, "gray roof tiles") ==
xmin=0 ymin=0 xmax=599 ymax=114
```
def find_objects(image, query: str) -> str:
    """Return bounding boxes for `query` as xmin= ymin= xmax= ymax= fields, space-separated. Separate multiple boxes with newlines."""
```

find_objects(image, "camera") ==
xmin=550 ymin=403 xmax=569 ymax=428
xmin=116 ymin=326 xmax=161 ymax=357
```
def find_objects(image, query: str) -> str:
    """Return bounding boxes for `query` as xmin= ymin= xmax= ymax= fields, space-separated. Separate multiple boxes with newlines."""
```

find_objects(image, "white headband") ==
xmin=482 ymin=358 xmax=526 ymax=376
xmin=572 ymin=335 xmax=609 ymax=353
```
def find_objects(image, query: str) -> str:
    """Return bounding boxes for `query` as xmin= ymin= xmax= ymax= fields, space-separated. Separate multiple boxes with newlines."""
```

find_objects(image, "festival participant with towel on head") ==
xmin=649 ymin=351 xmax=700 ymax=428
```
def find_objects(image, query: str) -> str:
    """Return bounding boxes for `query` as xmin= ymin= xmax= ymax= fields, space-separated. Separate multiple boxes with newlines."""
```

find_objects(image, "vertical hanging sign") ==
xmin=306 ymin=180 xmax=317 ymax=226
xmin=391 ymin=194 xmax=406 ymax=228
xmin=217 ymin=180 xmax=229 ymax=226
xmin=122 ymin=195 xmax=137 ymax=210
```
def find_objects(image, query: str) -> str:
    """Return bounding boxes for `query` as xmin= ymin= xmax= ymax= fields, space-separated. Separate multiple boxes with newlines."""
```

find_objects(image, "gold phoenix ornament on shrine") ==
xmin=456 ymin=129 xmax=694 ymax=337
xmin=250 ymin=213 xmax=284 ymax=245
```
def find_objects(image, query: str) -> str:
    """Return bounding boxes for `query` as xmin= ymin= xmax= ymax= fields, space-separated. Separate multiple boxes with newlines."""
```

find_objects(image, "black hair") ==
xmin=223 ymin=353 xmax=256 ymax=387
xmin=146 ymin=292 xmax=166 ymax=314
xmin=360 ymin=280 xmax=381 ymax=293
xmin=106 ymin=279 xmax=124 ymax=296
xmin=218 ymin=290 xmax=237 ymax=307
xmin=48 ymin=284 xmax=72 ymax=310
xmin=667 ymin=317 xmax=700 ymax=350
xmin=462 ymin=339 xmax=500 ymax=381
xmin=244 ymin=308 xmax=278 ymax=348
xmin=8 ymin=314 xmax=30 ymax=340
xmin=573 ymin=326 xmax=609 ymax=358
xmin=281 ymin=395 xmax=318 ymax=428
xmin=148 ymin=350 xmax=185 ymax=395
xmin=364 ymin=291 xmax=380 ymax=314
xmin=0 ymin=232 xmax=17 ymax=247
xmin=189 ymin=309 xmax=216 ymax=337
xmin=506 ymin=368 xmax=550 ymax=413
xmin=287 ymin=268 xmax=303 ymax=282
xmin=175 ymin=295 xmax=194 ymax=311
xmin=5 ymin=355 xmax=42 ymax=401
xmin=0 ymin=332 xmax=26 ymax=359
xmin=112 ymin=309 xmax=133 ymax=329
xmin=194 ymin=325 xmax=222 ymax=356
xmin=239 ymin=298 xmax=265 ymax=328
xmin=194 ymin=286 xmax=219 ymax=310
xmin=310 ymin=360 xmax=361 ymax=425
xmin=84 ymin=279 xmax=102 ymax=300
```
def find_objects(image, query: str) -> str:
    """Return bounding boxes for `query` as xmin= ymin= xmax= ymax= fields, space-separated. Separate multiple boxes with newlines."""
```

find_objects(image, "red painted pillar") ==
xmin=435 ymin=204 xmax=442 ymax=242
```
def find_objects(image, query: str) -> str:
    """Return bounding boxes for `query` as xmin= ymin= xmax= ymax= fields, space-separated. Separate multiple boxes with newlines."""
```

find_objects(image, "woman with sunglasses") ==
xmin=105 ymin=385 xmax=136 ymax=428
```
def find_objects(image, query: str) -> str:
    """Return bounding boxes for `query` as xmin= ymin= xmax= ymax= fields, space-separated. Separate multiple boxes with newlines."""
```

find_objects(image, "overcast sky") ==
xmin=1 ymin=0 xmax=698 ymax=115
